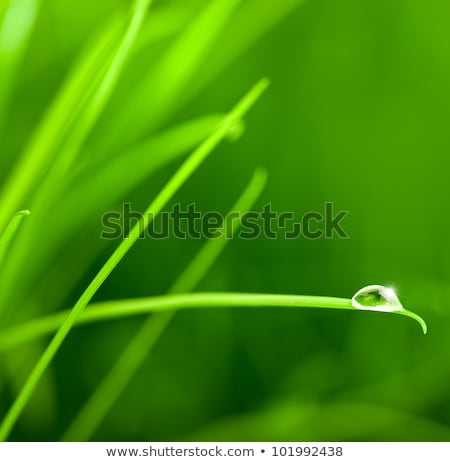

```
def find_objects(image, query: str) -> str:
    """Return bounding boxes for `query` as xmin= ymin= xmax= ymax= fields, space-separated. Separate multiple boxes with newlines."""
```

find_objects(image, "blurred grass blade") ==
xmin=0 ymin=210 xmax=29 ymax=271
xmin=0 ymin=290 xmax=427 ymax=353
xmin=0 ymin=78 xmax=269 ymax=441
xmin=26 ymin=0 xmax=154 ymax=215
xmin=0 ymin=0 xmax=152 ymax=319
xmin=184 ymin=0 xmax=306 ymax=104
xmin=0 ymin=0 xmax=40 ymax=131
xmin=187 ymin=402 xmax=450 ymax=441
xmin=134 ymin=3 xmax=191 ymax=53
xmin=0 ymin=115 xmax=223 ymax=322
xmin=100 ymin=0 xmax=306 ymax=157
xmin=58 ymin=115 xmax=224 ymax=241
xmin=62 ymin=168 xmax=267 ymax=441
xmin=102 ymin=0 xmax=241 ymax=154
xmin=0 ymin=10 xmax=123 ymax=232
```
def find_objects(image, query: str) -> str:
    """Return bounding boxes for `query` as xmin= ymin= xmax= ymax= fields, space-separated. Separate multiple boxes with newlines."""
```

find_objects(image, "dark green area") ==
xmin=0 ymin=0 xmax=449 ymax=442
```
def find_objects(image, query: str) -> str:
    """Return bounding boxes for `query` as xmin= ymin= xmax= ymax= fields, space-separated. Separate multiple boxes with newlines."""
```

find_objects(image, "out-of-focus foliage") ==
xmin=0 ymin=0 xmax=449 ymax=442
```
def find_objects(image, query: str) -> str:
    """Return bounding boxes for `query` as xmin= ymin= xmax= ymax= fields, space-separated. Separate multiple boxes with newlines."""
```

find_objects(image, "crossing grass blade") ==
xmin=0 ymin=78 xmax=269 ymax=441
xmin=62 ymin=168 xmax=267 ymax=441
xmin=0 ymin=290 xmax=427 ymax=354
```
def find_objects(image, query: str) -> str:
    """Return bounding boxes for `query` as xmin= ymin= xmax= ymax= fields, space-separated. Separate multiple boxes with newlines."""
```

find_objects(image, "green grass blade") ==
xmin=0 ymin=291 xmax=427 ymax=353
xmin=0 ymin=13 xmax=122 ymax=232
xmin=134 ymin=3 xmax=191 ymax=53
xmin=24 ymin=0 xmax=153 ymax=219
xmin=0 ymin=0 xmax=152 ymax=318
xmin=62 ymin=168 xmax=267 ymax=441
xmin=58 ymin=115 xmax=224 ymax=241
xmin=0 ymin=0 xmax=40 ymax=132
xmin=185 ymin=0 xmax=306 ymax=103
xmin=101 ymin=0 xmax=241 ymax=154
xmin=0 ymin=78 xmax=268 ymax=441
xmin=0 ymin=210 xmax=29 ymax=270
xmin=0 ymin=115 xmax=222 ymax=322
xmin=99 ymin=0 xmax=306 ymax=157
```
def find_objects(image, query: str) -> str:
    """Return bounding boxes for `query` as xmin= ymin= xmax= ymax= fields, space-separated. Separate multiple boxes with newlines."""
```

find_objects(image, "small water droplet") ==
xmin=226 ymin=120 xmax=246 ymax=142
xmin=351 ymin=285 xmax=404 ymax=312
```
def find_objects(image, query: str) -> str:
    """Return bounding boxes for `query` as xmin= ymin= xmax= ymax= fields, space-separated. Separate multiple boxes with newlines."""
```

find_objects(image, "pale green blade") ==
xmin=98 ymin=0 xmax=241 ymax=155
xmin=0 ymin=0 xmax=40 ymax=132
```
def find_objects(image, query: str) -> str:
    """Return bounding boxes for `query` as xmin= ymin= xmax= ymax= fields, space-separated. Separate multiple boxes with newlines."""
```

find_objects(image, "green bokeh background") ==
xmin=1 ymin=0 xmax=449 ymax=441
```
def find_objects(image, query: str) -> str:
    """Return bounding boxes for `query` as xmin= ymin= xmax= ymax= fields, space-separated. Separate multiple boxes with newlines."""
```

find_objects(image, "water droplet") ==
xmin=351 ymin=285 xmax=404 ymax=312
xmin=226 ymin=120 xmax=246 ymax=142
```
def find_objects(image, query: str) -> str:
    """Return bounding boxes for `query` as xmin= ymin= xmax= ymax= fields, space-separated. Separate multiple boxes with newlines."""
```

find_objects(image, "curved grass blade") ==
xmin=0 ymin=210 xmax=29 ymax=270
xmin=62 ymin=168 xmax=267 ymax=441
xmin=0 ymin=291 xmax=426 ymax=353
xmin=0 ymin=78 xmax=269 ymax=441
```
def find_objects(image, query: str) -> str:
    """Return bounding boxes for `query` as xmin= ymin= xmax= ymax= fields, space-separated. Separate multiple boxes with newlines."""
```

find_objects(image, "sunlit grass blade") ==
xmin=100 ymin=0 xmax=241 ymax=154
xmin=0 ymin=14 xmax=123 ymax=232
xmin=0 ymin=0 xmax=152 ymax=319
xmin=134 ymin=3 xmax=191 ymax=53
xmin=0 ymin=210 xmax=29 ymax=270
xmin=190 ymin=0 xmax=305 ymax=94
xmin=2 ymin=116 xmax=223 ymax=318
xmin=62 ymin=168 xmax=267 ymax=441
xmin=0 ymin=115 xmax=223 ymax=323
xmin=20 ymin=0 xmax=152 ymax=228
xmin=55 ymin=115 xmax=224 ymax=245
xmin=0 ymin=0 xmax=40 ymax=132
xmin=0 ymin=78 xmax=269 ymax=441
xmin=0 ymin=291 xmax=427 ymax=353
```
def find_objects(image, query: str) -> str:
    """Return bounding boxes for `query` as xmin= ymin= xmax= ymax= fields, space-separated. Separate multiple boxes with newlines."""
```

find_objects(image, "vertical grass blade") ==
xmin=0 ymin=79 xmax=268 ymax=441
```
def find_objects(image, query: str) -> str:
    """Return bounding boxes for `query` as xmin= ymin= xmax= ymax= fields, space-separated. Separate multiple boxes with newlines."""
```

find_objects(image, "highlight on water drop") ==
xmin=351 ymin=284 xmax=403 ymax=312
xmin=351 ymin=284 xmax=427 ymax=334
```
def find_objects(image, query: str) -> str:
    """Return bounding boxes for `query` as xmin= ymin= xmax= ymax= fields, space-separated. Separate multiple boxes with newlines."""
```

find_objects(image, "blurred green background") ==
xmin=1 ymin=0 xmax=450 ymax=442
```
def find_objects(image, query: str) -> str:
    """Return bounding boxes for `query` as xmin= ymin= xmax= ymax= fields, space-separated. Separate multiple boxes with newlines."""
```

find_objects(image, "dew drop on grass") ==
xmin=351 ymin=285 xmax=404 ymax=312
xmin=226 ymin=119 xmax=246 ymax=142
